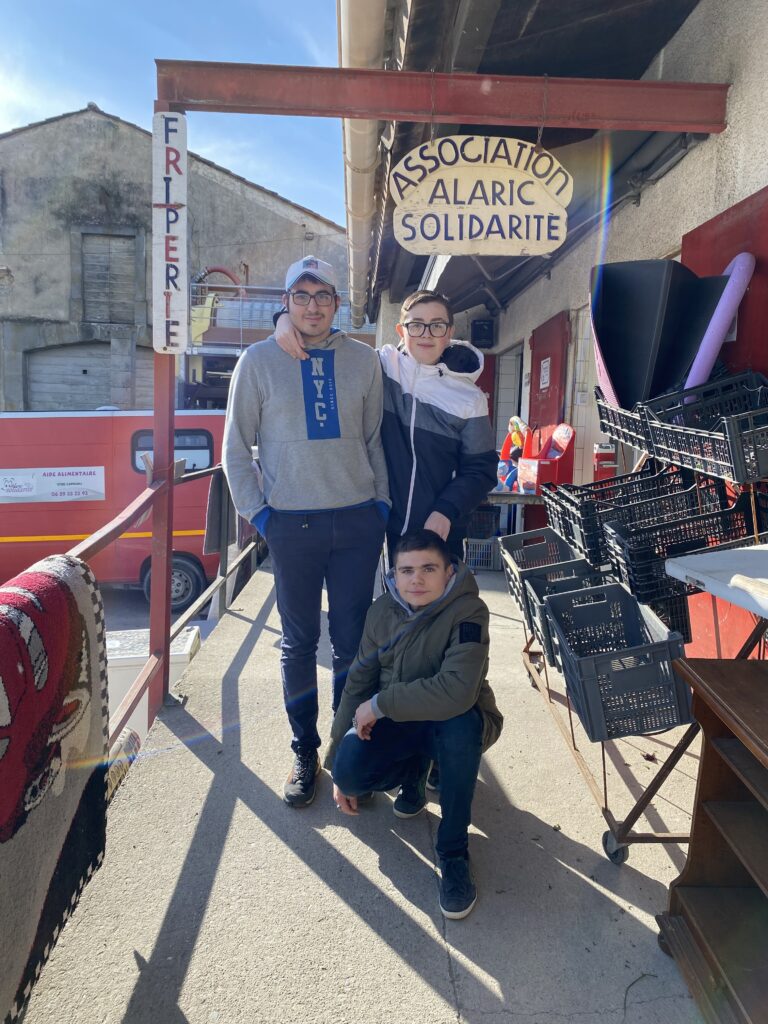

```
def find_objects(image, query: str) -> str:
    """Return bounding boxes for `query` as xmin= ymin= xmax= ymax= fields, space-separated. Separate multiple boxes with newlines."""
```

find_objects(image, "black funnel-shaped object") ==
xmin=590 ymin=260 xmax=727 ymax=408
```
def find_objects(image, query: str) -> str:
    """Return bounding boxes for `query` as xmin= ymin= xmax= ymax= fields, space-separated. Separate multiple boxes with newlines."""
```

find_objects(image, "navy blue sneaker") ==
xmin=439 ymin=856 xmax=477 ymax=919
xmin=393 ymin=772 xmax=427 ymax=818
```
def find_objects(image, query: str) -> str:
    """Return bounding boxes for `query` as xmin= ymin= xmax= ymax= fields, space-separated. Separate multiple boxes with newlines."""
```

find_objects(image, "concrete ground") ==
xmin=23 ymin=566 xmax=702 ymax=1024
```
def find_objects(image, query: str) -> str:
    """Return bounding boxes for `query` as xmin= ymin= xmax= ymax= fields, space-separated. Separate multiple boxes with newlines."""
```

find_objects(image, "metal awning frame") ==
xmin=155 ymin=59 xmax=728 ymax=134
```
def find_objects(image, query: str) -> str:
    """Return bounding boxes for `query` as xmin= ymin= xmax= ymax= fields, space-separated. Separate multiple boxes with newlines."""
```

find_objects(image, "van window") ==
xmin=131 ymin=429 xmax=214 ymax=473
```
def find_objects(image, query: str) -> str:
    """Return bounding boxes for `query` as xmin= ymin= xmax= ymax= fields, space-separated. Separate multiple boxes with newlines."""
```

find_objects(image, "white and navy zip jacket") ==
xmin=380 ymin=341 xmax=497 ymax=543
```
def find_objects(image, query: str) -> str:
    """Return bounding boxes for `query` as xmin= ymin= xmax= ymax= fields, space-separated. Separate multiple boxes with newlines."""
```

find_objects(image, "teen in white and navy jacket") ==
xmin=379 ymin=291 xmax=497 ymax=558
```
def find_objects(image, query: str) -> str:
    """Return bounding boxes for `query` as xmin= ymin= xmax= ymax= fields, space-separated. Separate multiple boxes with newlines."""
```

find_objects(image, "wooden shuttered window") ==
xmin=82 ymin=233 xmax=136 ymax=323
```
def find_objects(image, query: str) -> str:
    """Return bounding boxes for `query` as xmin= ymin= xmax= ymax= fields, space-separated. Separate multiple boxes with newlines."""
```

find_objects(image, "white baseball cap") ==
xmin=284 ymin=255 xmax=338 ymax=291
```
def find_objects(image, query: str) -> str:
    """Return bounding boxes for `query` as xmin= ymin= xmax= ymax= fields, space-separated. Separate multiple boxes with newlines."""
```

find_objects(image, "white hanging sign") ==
xmin=152 ymin=112 xmax=188 ymax=353
xmin=390 ymin=135 xmax=573 ymax=257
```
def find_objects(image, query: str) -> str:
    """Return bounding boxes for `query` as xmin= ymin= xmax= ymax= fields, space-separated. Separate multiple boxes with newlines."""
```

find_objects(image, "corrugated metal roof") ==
xmin=368 ymin=0 xmax=704 ymax=317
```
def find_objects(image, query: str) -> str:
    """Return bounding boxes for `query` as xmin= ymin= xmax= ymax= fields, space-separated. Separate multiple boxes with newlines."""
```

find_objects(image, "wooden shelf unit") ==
xmin=658 ymin=658 xmax=768 ymax=1023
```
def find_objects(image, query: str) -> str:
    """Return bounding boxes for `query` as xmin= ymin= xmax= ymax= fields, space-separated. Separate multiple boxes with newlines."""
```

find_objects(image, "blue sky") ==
xmin=0 ymin=0 xmax=346 ymax=225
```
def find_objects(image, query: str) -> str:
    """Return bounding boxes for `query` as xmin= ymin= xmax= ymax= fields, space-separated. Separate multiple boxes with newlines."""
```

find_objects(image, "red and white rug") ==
xmin=0 ymin=554 xmax=108 ymax=1023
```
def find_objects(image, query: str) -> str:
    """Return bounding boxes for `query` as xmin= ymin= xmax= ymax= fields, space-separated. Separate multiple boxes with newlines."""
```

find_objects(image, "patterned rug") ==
xmin=0 ymin=555 xmax=108 ymax=1024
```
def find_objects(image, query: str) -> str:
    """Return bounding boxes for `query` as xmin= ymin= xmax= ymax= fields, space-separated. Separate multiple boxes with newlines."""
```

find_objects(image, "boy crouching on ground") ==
xmin=323 ymin=529 xmax=503 ymax=919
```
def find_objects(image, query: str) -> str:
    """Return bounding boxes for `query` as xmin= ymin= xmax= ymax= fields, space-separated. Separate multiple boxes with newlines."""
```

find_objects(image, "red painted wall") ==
xmin=528 ymin=311 xmax=570 ymax=432
xmin=475 ymin=353 xmax=496 ymax=417
xmin=681 ymin=185 xmax=768 ymax=657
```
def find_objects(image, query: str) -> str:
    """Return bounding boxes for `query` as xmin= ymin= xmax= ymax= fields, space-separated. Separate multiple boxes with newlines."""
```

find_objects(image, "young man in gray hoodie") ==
xmin=223 ymin=255 xmax=390 ymax=807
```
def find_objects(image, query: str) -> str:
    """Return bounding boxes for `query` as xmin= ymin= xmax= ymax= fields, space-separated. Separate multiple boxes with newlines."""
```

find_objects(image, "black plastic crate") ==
xmin=554 ymin=460 xmax=657 ymax=509
xmin=580 ymin=475 xmax=729 ymax=565
xmin=465 ymin=504 xmax=501 ymax=539
xmin=604 ymin=490 xmax=768 ymax=602
xmin=644 ymin=372 xmax=768 ymax=483
xmin=548 ymin=467 xmax=725 ymax=566
xmin=541 ymin=484 xmax=575 ymax=543
xmin=644 ymin=371 xmax=768 ymax=431
xmin=595 ymin=387 xmax=652 ymax=451
xmin=542 ymin=464 xmax=659 ymax=553
xmin=648 ymin=593 xmax=692 ymax=645
xmin=544 ymin=584 xmax=689 ymax=742
xmin=525 ymin=562 xmax=612 ymax=667
xmin=499 ymin=528 xmax=577 ymax=627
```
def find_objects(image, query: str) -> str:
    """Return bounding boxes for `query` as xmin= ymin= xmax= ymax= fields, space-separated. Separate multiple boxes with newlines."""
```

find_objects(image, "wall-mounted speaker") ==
xmin=470 ymin=319 xmax=495 ymax=348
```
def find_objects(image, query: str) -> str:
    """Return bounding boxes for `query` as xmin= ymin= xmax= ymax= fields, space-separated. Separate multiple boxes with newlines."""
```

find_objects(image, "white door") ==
xmin=495 ymin=345 xmax=524 ymax=448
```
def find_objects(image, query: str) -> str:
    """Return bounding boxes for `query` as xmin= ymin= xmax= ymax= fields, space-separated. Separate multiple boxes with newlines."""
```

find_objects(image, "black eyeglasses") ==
xmin=289 ymin=290 xmax=335 ymax=307
xmin=402 ymin=320 xmax=450 ymax=338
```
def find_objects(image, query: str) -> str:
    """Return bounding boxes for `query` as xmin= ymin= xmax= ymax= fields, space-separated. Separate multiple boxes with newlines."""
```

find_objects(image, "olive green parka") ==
xmin=324 ymin=560 xmax=503 ymax=769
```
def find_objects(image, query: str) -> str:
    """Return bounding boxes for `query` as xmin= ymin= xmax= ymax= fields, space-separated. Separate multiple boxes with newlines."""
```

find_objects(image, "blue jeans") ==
xmin=332 ymin=708 xmax=484 ymax=859
xmin=266 ymin=504 xmax=385 ymax=753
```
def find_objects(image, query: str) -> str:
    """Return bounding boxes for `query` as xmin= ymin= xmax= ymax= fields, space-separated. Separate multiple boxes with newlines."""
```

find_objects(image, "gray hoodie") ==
xmin=223 ymin=330 xmax=390 ymax=522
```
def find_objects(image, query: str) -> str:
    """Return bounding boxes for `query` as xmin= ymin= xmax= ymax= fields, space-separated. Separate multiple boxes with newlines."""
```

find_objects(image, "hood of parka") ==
xmin=384 ymin=558 xmax=478 ymax=618
xmin=396 ymin=339 xmax=484 ymax=384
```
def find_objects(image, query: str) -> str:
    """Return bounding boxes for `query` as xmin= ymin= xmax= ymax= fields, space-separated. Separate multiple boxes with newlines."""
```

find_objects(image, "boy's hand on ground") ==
xmin=333 ymin=784 xmax=359 ymax=815
xmin=274 ymin=312 xmax=308 ymax=360
xmin=423 ymin=511 xmax=451 ymax=540
xmin=354 ymin=700 xmax=377 ymax=740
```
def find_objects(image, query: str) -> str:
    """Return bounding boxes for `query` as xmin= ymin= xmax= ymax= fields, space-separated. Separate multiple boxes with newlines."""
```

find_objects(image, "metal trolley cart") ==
xmin=502 ymin=467 xmax=768 ymax=864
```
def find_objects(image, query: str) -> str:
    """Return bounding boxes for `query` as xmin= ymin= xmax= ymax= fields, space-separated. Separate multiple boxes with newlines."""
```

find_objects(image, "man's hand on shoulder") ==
xmin=424 ymin=510 xmax=451 ymax=540
xmin=354 ymin=699 xmax=377 ymax=740
xmin=333 ymin=783 xmax=359 ymax=815
xmin=274 ymin=310 xmax=308 ymax=360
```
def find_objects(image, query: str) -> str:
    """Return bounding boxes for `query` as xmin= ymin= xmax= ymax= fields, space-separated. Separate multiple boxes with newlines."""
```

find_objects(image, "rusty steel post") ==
xmin=148 ymin=351 xmax=176 ymax=724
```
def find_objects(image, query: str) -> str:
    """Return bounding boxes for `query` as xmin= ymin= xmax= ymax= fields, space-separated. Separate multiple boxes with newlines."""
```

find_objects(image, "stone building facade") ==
xmin=0 ymin=105 xmax=349 ymax=411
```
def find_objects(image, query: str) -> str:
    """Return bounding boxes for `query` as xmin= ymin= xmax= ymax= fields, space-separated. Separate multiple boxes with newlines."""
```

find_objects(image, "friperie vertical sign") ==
xmin=152 ymin=113 xmax=188 ymax=353
xmin=390 ymin=135 xmax=573 ymax=257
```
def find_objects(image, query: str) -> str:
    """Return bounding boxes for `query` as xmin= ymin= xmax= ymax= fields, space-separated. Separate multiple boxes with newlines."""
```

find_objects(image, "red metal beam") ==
xmin=156 ymin=60 xmax=728 ymax=134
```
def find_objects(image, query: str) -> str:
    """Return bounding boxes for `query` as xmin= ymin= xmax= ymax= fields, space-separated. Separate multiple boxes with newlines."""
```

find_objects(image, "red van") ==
xmin=0 ymin=410 xmax=224 ymax=610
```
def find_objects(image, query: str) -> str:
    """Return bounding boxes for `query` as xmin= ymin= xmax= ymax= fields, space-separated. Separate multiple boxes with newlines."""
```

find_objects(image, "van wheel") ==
xmin=142 ymin=557 xmax=206 ymax=612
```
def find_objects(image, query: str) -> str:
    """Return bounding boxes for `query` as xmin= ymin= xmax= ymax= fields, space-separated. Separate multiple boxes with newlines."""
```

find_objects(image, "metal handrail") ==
xmin=69 ymin=482 xmax=165 ymax=562
xmin=64 ymin=456 xmax=257 ymax=747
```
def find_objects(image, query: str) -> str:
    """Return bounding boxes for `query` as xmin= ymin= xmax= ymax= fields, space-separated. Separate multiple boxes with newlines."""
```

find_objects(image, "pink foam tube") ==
xmin=684 ymin=252 xmax=755 ymax=389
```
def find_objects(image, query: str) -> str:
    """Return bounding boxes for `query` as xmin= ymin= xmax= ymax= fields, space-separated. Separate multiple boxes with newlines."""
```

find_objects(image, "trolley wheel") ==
xmin=657 ymin=931 xmax=672 ymax=958
xmin=602 ymin=830 xmax=629 ymax=865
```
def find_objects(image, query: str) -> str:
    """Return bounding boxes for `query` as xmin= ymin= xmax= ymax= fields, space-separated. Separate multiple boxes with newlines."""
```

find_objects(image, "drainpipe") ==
xmin=338 ymin=0 xmax=388 ymax=327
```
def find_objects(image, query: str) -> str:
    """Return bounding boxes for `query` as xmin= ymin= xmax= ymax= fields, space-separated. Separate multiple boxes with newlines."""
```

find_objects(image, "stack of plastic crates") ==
xmin=542 ymin=465 xmax=722 ymax=566
xmin=544 ymin=583 xmax=689 ymax=742
xmin=524 ymin=561 xmax=610 ymax=667
xmin=464 ymin=504 xmax=502 ymax=571
xmin=499 ymin=527 xmax=578 ymax=629
xmin=604 ymin=490 xmax=768 ymax=605
xmin=642 ymin=371 xmax=768 ymax=483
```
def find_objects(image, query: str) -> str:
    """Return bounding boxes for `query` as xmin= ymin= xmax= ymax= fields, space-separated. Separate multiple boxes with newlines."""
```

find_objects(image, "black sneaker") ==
xmin=439 ymin=856 xmax=477 ymax=919
xmin=283 ymin=749 xmax=320 ymax=807
xmin=426 ymin=762 xmax=440 ymax=792
xmin=393 ymin=772 xmax=427 ymax=818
